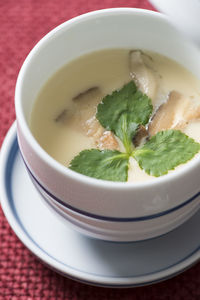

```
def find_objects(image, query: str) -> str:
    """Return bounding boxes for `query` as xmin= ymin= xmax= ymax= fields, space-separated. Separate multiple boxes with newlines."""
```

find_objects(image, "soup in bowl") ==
xmin=15 ymin=8 xmax=200 ymax=241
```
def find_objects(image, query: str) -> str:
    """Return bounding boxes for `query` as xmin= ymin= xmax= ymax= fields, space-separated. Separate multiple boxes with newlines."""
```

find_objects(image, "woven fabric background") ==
xmin=1 ymin=0 xmax=200 ymax=299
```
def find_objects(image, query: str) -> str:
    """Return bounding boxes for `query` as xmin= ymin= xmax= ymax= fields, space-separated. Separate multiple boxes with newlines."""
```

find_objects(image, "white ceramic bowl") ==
xmin=15 ymin=8 xmax=200 ymax=241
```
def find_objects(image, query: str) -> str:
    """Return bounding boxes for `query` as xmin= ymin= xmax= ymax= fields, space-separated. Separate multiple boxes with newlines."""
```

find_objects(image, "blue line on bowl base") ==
xmin=20 ymin=146 xmax=200 ymax=222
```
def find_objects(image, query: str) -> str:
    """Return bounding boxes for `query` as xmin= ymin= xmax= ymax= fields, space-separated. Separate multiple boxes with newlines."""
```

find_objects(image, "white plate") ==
xmin=1 ymin=122 xmax=200 ymax=287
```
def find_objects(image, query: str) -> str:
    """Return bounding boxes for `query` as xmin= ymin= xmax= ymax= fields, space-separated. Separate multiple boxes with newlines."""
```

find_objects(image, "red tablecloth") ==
xmin=1 ymin=0 xmax=200 ymax=299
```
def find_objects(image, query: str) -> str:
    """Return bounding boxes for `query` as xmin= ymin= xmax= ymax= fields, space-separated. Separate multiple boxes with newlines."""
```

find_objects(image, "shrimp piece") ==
xmin=85 ymin=116 xmax=119 ymax=150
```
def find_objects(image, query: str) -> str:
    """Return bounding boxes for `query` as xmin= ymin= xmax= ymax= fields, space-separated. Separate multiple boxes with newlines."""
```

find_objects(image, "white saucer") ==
xmin=1 ymin=122 xmax=200 ymax=287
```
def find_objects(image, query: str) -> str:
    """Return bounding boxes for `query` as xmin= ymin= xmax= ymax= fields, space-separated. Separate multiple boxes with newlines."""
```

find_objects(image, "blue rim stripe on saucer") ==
xmin=19 ymin=146 xmax=200 ymax=222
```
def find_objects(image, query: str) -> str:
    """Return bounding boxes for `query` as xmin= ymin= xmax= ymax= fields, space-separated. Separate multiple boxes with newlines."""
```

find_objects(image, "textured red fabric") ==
xmin=1 ymin=0 xmax=200 ymax=299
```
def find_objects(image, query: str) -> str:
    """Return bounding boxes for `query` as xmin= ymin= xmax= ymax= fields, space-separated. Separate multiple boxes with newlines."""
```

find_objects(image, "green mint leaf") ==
xmin=96 ymin=81 xmax=152 ymax=153
xmin=69 ymin=149 xmax=129 ymax=182
xmin=134 ymin=130 xmax=200 ymax=176
xmin=114 ymin=114 xmax=139 ymax=154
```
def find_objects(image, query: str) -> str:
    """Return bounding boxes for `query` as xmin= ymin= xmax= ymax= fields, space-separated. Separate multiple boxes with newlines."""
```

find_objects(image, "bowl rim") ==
xmin=15 ymin=7 xmax=200 ymax=190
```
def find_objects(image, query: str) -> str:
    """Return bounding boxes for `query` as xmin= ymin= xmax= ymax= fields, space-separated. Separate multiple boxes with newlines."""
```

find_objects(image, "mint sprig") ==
xmin=69 ymin=149 xmax=129 ymax=182
xmin=96 ymin=81 xmax=152 ymax=153
xmin=134 ymin=130 xmax=200 ymax=176
xmin=69 ymin=81 xmax=200 ymax=181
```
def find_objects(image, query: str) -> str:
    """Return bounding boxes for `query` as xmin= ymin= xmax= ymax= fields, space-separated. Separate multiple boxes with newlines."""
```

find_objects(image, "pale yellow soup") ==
xmin=30 ymin=49 xmax=200 ymax=182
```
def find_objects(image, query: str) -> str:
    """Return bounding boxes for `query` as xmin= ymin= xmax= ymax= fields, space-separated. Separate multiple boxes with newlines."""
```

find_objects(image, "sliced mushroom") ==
xmin=72 ymin=86 xmax=102 ymax=122
xmin=54 ymin=85 xmax=119 ymax=150
xmin=55 ymin=109 xmax=68 ymax=122
xmin=73 ymin=87 xmax=100 ymax=103
xmin=54 ymin=108 xmax=77 ymax=124
xmin=132 ymin=125 xmax=149 ymax=147
xmin=129 ymin=50 xmax=158 ymax=101
xmin=62 ymin=86 xmax=102 ymax=131
xmin=148 ymin=91 xmax=200 ymax=136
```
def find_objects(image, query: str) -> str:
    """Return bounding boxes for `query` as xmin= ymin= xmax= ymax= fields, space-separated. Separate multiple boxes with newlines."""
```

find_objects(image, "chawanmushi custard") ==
xmin=30 ymin=49 xmax=200 ymax=182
